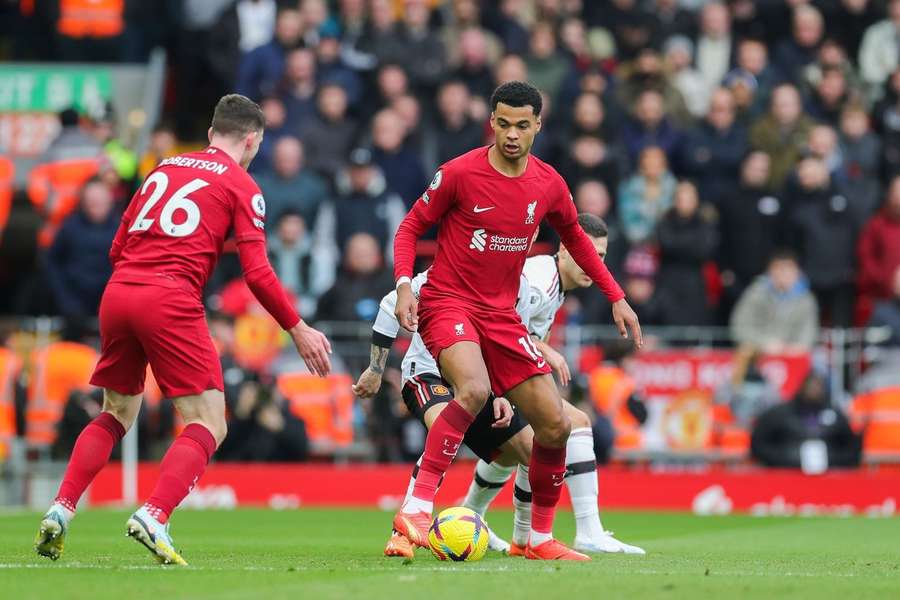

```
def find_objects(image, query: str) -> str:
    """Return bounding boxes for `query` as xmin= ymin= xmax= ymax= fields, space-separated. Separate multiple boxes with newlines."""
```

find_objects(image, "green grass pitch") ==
xmin=1 ymin=508 xmax=897 ymax=599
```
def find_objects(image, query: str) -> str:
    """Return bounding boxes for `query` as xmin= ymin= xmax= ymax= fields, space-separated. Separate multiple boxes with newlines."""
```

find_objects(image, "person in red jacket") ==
xmin=857 ymin=176 xmax=900 ymax=320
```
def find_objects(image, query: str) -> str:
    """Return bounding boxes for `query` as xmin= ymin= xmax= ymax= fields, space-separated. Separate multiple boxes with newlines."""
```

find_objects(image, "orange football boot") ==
xmin=525 ymin=539 xmax=591 ymax=561
xmin=508 ymin=542 xmax=527 ymax=557
xmin=384 ymin=532 xmax=414 ymax=558
xmin=392 ymin=511 xmax=432 ymax=548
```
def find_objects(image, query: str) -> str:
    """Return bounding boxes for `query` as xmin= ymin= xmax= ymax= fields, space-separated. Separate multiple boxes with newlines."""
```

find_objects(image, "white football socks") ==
xmin=462 ymin=460 xmax=514 ymax=516
xmin=566 ymin=427 xmax=605 ymax=541
xmin=513 ymin=465 xmax=532 ymax=547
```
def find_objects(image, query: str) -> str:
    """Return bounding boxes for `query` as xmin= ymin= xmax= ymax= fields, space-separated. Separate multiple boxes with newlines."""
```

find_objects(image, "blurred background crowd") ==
xmin=1 ymin=0 xmax=899 ymax=472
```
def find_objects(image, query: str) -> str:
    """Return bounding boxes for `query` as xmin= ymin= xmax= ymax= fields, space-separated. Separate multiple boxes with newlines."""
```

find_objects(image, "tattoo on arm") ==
xmin=369 ymin=345 xmax=390 ymax=374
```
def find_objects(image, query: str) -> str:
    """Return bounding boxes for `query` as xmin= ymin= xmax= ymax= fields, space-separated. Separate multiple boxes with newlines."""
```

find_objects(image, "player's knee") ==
xmin=101 ymin=392 xmax=139 ymax=431
xmin=570 ymin=407 xmax=592 ymax=430
xmin=455 ymin=380 xmax=491 ymax=414
xmin=536 ymin=412 xmax=571 ymax=448
xmin=203 ymin=413 xmax=228 ymax=447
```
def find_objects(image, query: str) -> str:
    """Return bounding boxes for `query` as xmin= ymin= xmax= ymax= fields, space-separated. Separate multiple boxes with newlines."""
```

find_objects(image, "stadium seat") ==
xmin=0 ymin=156 xmax=14 ymax=237
xmin=26 ymin=158 xmax=101 ymax=246
xmin=0 ymin=347 xmax=21 ymax=461
xmin=276 ymin=373 xmax=353 ymax=448
xmin=849 ymin=388 xmax=900 ymax=459
xmin=26 ymin=341 xmax=98 ymax=448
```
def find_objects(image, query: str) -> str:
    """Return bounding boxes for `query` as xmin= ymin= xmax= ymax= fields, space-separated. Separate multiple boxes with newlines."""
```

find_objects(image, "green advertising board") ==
xmin=0 ymin=66 xmax=113 ymax=113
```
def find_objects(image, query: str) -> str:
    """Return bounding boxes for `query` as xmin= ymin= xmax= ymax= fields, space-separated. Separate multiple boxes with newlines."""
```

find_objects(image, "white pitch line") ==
xmin=0 ymin=563 xmax=867 ymax=577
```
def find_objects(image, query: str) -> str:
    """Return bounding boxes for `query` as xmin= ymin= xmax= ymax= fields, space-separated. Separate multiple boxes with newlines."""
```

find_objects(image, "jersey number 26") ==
xmin=128 ymin=172 xmax=207 ymax=237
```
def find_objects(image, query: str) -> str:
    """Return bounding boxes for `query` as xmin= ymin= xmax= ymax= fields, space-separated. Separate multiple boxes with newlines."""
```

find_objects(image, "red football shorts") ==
xmin=90 ymin=281 xmax=223 ymax=398
xmin=417 ymin=296 xmax=551 ymax=396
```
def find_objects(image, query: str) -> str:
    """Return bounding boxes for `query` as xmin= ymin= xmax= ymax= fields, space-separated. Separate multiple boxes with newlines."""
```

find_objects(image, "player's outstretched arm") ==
xmin=546 ymin=180 xmax=642 ymax=347
xmin=236 ymin=237 xmax=332 ymax=376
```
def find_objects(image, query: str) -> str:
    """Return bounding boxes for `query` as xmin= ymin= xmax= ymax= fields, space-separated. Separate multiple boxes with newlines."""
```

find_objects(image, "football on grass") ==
xmin=428 ymin=506 xmax=489 ymax=562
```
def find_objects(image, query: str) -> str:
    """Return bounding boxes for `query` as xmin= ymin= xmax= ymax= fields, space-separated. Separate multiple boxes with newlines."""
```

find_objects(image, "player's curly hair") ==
xmin=577 ymin=213 xmax=608 ymax=238
xmin=490 ymin=81 xmax=543 ymax=116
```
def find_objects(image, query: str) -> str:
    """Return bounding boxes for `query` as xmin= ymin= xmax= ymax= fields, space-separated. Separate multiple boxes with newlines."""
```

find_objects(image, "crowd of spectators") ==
xmin=3 ymin=1 xmax=900 ymax=462
xmin=6 ymin=1 xmax=900 ymax=347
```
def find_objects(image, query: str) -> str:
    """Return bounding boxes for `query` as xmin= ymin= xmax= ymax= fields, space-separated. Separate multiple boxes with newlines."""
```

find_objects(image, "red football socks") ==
xmin=411 ymin=400 xmax=475 ymax=502
xmin=55 ymin=412 xmax=126 ymax=512
xmin=144 ymin=424 xmax=217 ymax=524
xmin=529 ymin=441 xmax=568 ymax=534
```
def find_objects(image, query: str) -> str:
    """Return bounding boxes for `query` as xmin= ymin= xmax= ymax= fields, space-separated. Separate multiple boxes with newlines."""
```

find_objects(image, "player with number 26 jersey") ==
xmin=90 ymin=145 xmax=296 ymax=398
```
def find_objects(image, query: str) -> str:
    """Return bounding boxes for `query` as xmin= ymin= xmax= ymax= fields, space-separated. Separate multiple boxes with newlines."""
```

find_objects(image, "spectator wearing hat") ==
xmin=620 ymin=247 xmax=675 ymax=326
xmin=751 ymin=370 xmax=861 ymax=470
xmin=317 ymin=148 xmax=405 ymax=262
xmin=663 ymin=35 xmax=709 ymax=120
xmin=42 ymin=108 xmax=103 ymax=164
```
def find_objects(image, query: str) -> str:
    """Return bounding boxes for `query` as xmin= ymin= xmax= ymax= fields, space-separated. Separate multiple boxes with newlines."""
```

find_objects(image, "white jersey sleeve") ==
xmin=373 ymin=270 xmax=429 ymax=339
xmin=522 ymin=255 xmax=565 ymax=340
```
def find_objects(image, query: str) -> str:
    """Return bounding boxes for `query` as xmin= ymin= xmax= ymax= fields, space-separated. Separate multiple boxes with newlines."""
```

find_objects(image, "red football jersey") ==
xmin=107 ymin=146 xmax=299 ymax=330
xmin=110 ymin=146 xmax=264 ymax=294
xmin=394 ymin=146 xmax=624 ymax=311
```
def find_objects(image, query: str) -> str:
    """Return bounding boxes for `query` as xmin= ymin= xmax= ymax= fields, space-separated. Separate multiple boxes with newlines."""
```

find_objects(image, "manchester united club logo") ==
xmin=430 ymin=384 xmax=450 ymax=396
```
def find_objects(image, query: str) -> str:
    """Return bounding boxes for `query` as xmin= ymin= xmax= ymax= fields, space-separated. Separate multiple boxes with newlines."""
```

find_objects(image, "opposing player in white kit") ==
xmin=353 ymin=214 xmax=644 ymax=558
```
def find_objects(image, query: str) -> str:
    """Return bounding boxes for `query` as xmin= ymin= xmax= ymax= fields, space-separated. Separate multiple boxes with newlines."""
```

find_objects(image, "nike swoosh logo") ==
xmin=473 ymin=205 xmax=495 ymax=213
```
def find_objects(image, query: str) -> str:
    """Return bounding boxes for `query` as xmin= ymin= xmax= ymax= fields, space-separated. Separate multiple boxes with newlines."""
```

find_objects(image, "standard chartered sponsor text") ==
xmin=489 ymin=234 xmax=530 ymax=252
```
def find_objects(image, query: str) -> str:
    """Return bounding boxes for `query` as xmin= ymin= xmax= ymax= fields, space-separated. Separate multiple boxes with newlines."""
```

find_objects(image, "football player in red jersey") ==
xmin=390 ymin=81 xmax=642 ymax=561
xmin=34 ymin=95 xmax=332 ymax=565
